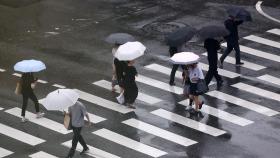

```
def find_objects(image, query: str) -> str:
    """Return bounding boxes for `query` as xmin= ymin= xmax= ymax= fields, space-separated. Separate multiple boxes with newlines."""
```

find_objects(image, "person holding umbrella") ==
xmin=169 ymin=46 xmax=186 ymax=86
xmin=14 ymin=59 xmax=46 ymax=122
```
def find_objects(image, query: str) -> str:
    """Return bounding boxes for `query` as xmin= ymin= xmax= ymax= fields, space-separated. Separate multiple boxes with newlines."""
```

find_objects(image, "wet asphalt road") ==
xmin=0 ymin=0 xmax=280 ymax=158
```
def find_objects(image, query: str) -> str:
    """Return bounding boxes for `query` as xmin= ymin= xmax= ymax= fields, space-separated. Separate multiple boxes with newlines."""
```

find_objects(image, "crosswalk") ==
xmin=0 ymin=28 xmax=279 ymax=157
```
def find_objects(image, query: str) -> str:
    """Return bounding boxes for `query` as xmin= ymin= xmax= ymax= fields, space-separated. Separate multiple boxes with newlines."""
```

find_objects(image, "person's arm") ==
xmin=85 ymin=113 xmax=91 ymax=126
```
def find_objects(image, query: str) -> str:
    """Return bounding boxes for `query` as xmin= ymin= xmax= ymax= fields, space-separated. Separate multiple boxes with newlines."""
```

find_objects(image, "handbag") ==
xmin=195 ymin=79 xmax=209 ymax=95
xmin=64 ymin=114 xmax=72 ymax=130
xmin=31 ymin=82 xmax=37 ymax=89
xmin=15 ymin=82 xmax=22 ymax=95
xmin=116 ymin=92 xmax=125 ymax=104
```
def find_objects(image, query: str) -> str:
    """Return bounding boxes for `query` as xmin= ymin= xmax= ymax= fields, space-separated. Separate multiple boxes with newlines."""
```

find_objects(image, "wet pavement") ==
xmin=0 ymin=0 xmax=280 ymax=158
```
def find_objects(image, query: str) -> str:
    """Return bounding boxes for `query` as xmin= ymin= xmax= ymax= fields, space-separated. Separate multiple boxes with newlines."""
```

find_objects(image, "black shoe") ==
xmin=169 ymin=82 xmax=176 ymax=86
xmin=80 ymin=148 xmax=89 ymax=155
xmin=199 ymin=101 xmax=204 ymax=109
xmin=235 ymin=62 xmax=244 ymax=66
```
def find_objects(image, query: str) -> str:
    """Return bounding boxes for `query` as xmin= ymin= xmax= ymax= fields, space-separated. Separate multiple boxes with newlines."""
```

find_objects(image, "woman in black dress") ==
xmin=123 ymin=60 xmax=138 ymax=109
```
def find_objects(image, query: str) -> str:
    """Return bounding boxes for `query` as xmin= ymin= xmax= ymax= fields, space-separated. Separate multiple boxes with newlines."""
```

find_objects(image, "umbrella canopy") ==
xmin=14 ymin=59 xmax=46 ymax=73
xmin=41 ymin=89 xmax=79 ymax=111
xmin=197 ymin=25 xmax=229 ymax=40
xmin=169 ymin=52 xmax=200 ymax=65
xmin=114 ymin=41 xmax=146 ymax=61
xmin=105 ymin=33 xmax=135 ymax=45
xmin=166 ymin=26 xmax=196 ymax=47
xmin=227 ymin=6 xmax=252 ymax=21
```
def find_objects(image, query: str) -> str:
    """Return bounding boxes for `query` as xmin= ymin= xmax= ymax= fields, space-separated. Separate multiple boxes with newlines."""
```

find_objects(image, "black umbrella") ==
xmin=165 ymin=26 xmax=196 ymax=47
xmin=227 ymin=6 xmax=252 ymax=22
xmin=105 ymin=33 xmax=135 ymax=45
xmin=197 ymin=25 xmax=230 ymax=40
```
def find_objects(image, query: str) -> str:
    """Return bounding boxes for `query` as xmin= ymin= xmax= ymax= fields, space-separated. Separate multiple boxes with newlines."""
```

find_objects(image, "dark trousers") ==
xmin=220 ymin=41 xmax=241 ymax=64
xmin=170 ymin=64 xmax=186 ymax=84
xmin=205 ymin=64 xmax=222 ymax=85
xmin=67 ymin=127 xmax=88 ymax=157
xmin=21 ymin=91 xmax=39 ymax=117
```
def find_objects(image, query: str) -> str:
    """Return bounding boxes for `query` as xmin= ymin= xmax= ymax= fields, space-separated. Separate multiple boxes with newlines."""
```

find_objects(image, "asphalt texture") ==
xmin=0 ymin=0 xmax=280 ymax=158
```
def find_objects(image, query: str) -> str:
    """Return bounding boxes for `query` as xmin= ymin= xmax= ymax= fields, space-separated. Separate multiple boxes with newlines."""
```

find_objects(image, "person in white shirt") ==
xmin=188 ymin=63 xmax=204 ymax=114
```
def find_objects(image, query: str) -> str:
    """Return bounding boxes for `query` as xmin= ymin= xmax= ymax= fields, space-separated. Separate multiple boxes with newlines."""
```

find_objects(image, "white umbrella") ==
xmin=14 ymin=59 xmax=46 ymax=73
xmin=114 ymin=41 xmax=146 ymax=61
xmin=41 ymin=89 xmax=79 ymax=111
xmin=169 ymin=52 xmax=200 ymax=65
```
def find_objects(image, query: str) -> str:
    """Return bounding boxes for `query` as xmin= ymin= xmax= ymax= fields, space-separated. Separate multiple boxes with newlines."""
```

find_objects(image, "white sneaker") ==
xmin=36 ymin=112 xmax=45 ymax=118
xmin=21 ymin=117 xmax=29 ymax=123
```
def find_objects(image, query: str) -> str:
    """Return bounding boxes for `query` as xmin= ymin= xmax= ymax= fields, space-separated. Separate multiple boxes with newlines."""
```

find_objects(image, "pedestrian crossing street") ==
xmin=0 ymin=28 xmax=280 ymax=157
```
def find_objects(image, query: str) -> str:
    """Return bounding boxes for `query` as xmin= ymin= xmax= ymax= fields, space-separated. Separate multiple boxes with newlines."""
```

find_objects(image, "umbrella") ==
xmin=41 ymin=89 xmax=79 ymax=111
xmin=165 ymin=26 xmax=196 ymax=47
xmin=169 ymin=52 xmax=200 ymax=65
xmin=227 ymin=6 xmax=252 ymax=21
xmin=114 ymin=41 xmax=146 ymax=61
xmin=105 ymin=33 xmax=135 ymax=45
xmin=14 ymin=59 xmax=46 ymax=73
xmin=197 ymin=25 xmax=229 ymax=40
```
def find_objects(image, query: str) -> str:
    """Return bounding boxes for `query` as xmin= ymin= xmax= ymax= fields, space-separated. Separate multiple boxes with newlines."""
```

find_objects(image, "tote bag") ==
xmin=64 ymin=114 xmax=72 ymax=130
xmin=15 ymin=82 xmax=22 ymax=95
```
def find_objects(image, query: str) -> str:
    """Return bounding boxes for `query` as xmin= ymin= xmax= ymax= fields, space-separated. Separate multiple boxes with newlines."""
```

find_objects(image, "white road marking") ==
xmin=0 ymin=68 xmax=6 ymax=72
xmin=74 ymin=89 xmax=134 ymax=114
xmin=62 ymin=140 xmax=121 ymax=158
xmin=5 ymin=107 xmax=71 ymax=134
xmin=52 ymin=84 xmax=66 ymax=88
xmin=244 ymin=35 xmax=280 ymax=49
xmin=93 ymin=128 xmax=168 ymax=158
xmin=136 ymin=75 xmax=183 ymax=95
xmin=29 ymin=151 xmax=58 ymax=158
xmin=202 ymin=53 xmax=266 ymax=71
xmin=256 ymin=1 xmax=280 ymax=24
xmin=122 ymin=118 xmax=197 ymax=147
xmin=93 ymin=80 xmax=163 ymax=104
xmin=12 ymin=73 xmax=48 ymax=83
xmin=206 ymin=91 xmax=279 ymax=116
xmin=257 ymin=74 xmax=280 ymax=86
xmin=151 ymin=109 xmax=226 ymax=136
xmin=179 ymin=100 xmax=254 ymax=126
xmin=0 ymin=123 xmax=45 ymax=146
xmin=221 ymin=43 xmax=280 ymax=63
xmin=232 ymin=82 xmax=280 ymax=102
xmin=199 ymin=63 xmax=240 ymax=78
xmin=267 ymin=28 xmax=280 ymax=36
xmin=0 ymin=147 xmax=13 ymax=158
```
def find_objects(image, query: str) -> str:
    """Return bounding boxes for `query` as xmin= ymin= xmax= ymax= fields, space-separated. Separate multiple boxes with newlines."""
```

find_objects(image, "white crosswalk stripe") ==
xmin=12 ymin=73 xmax=48 ymax=84
xmin=151 ymin=109 xmax=226 ymax=136
xmin=257 ymin=74 xmax=280 ymax=86
xmin=221 ymin=43 xmax=280 ymax=63
xmin=62 ymin=140 xmax=121 ymax=158
xmin=5 ymin=107 xmax=71 ymax=134
xmin=74 ymin=89 xmax=134 ymax=114
xmin=267 ymin=28 xmax=280 ymax=36
xmin=29 ymin=151 xmax=58 ymax=158
xmin=199 ymin=63 xmax=240 ymax=78
xmin=178 ymin=100 xmax=254 ymax=126
xmin=38 ymin=98 xmax=107 ymax=124
xmin=232 ymin=82 xmax=280 ymax=102
xmin=0 ymin=123 xmax=46 ymax=146
xmin=93 ymin=80 xmax=163 ymax=104
xmin=0 ymin=107 xmax=3 ymax=110
xmin=122 ymin=118 xmax=197 ymax=147
xmin=0 ymin=68 xmax=6 ymax=72
xmin=202 ymin=53 xmax=266 ymax=71
xmin=136 ymin=75 xmax=183 ymax=94
xmin=93 ymin=128 xmax=168 ymax=158
xmin=243 ymin=35 xmax=280 ymax=49
xmin=206 ymin=91 xmax=279 ymax=116
xmin=0 ymin=147 xmax=13 ymax=158
xmin=52 ymin=84 xmax=66 ymax=88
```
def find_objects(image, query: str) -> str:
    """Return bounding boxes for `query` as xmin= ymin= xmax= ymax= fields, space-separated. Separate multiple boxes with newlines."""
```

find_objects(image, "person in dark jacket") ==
xmin=220 ymin=16 xmax=244 ymax=67
xmin=20 ymin=72 xmax=44 ymax=122
xmin=169 ymin=46 xmax=186 ymax=86
xmin=123 ymin=60 xmax=138 ymax=109
xmin=204 ymin=38 xmax=223 ymax=86
xmin=114 ymin=57 xmax=127 ymax=93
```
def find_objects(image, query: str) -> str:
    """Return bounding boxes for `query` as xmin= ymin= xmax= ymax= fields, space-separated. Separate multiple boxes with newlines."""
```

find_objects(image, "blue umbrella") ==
xmin=14 ymin=59 xmax=46 ymax=73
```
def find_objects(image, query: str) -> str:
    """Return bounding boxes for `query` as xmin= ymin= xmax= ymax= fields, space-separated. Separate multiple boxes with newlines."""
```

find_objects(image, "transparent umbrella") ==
xmin=14 ymin=59 xmax=46 ymax=73
xmin=169 ymin=52 xmax=200 ymax=65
